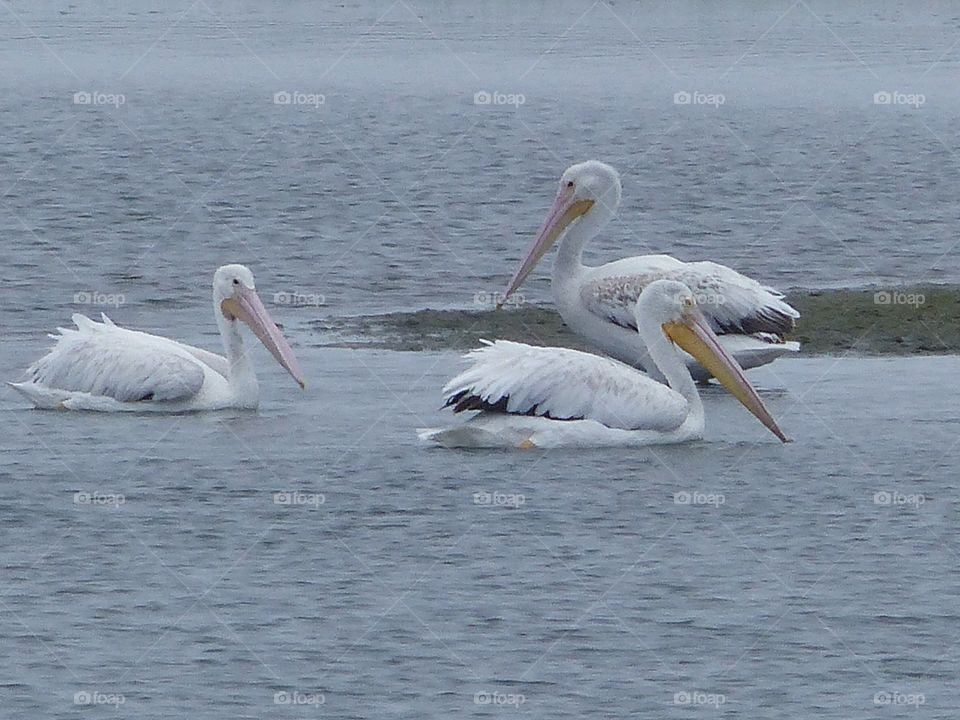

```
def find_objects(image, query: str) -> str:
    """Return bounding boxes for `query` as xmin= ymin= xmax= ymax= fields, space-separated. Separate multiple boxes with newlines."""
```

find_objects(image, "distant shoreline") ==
xmin=307 ymin=286 xmax=960 ymax=356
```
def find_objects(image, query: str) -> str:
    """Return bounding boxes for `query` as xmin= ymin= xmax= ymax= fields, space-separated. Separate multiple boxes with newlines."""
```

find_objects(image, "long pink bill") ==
xmin=497 ymin=187 xmax=593 ymax=308
xmin=227 ymin=286 xmax=306 ymax=389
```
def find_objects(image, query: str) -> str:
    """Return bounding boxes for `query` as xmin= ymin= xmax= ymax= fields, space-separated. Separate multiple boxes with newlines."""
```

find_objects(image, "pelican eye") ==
xmin=232 ymin=279 xmax=239 ymax=285
xmin=566 ymin=180 xmax=574 ymax=188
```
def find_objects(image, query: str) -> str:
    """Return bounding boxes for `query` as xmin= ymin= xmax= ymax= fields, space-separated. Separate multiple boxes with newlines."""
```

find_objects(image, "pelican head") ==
xmin=500 ymin=160 xmax=622 ymax=306
xmin=638 ymin=279 xmax=789 ymax=443
xmin=214 ymin=264 xmax=306 ymax=389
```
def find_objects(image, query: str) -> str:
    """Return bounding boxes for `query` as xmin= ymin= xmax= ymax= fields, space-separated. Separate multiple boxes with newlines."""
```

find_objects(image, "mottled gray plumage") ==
xmin=580 ymin=256 xmax=798 ymax=338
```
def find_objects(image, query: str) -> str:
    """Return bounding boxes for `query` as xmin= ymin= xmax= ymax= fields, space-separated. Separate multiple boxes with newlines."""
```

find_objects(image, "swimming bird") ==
xmin=419 ymin=279 xmax=788 ymax=448
xmin=9 ymin=264 xmax=305 ymax=411
xmin=498 ymin=160 xmax=799 ymax=382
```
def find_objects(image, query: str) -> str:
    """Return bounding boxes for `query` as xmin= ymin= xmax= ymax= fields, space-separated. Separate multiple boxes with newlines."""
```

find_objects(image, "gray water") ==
xmin=2 ymin=352 xmax=959 ymax=718
xmin=2 ymin=1 xmax=960 ymax=718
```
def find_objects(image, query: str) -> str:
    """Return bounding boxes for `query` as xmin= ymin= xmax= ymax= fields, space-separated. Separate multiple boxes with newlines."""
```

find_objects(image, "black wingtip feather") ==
xmin=445 ymin=390 xmax=581 ymax=421
xmin=717 ymin=308 xmax=797 ymax=337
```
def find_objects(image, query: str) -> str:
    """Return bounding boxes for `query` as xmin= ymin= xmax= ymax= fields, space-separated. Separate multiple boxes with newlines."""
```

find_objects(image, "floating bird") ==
xmin=420 ymin=279 xmax=788 ymax=448
xmin=9 ymin=264 xmax=305 ymax=411
xmin=498 ymin=160 xmax=799 ymax=381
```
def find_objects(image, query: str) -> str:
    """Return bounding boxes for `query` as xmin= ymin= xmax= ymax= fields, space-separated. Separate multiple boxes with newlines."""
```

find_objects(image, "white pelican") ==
xmin=8 ymin=264 xmax=305 ymax=412
xmin=499 ymin=160 xmax=800 ymax=382
xmin=419 ymin=279 xmax=788 ymax=448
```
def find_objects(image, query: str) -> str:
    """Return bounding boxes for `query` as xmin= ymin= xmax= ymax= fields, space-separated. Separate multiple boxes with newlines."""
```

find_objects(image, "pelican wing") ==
xmin=25 ymin=314 xmax=206 ymax=402
xmin=442 ymin=340 xmax=688 ymax=432
xmin=176 ymin=343 xmax=229 ymax=378
xmin=580 ymin=255 xmax=799 ymax=337
xmin=97 ymin=312 xmax=230 ymax=378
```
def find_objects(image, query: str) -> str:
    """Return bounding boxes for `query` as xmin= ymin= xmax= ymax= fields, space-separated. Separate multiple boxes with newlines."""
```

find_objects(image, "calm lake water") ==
xmin=2 ymin=1 xmax=959 ymax=718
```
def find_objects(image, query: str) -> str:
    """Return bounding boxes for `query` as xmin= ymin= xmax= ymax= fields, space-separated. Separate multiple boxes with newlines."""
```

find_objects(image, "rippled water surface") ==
xmin=2 ymin=1 xmax=960 ymax=718
xmin=3 ymin=352 xmax=960 ymax=718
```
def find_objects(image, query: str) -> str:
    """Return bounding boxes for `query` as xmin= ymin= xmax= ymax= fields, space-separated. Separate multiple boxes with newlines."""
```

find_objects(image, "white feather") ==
xmin=19 ymin=314 xmax=210 ymax=403
xmin=442 ymin=339 xmax=688 ymax=432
